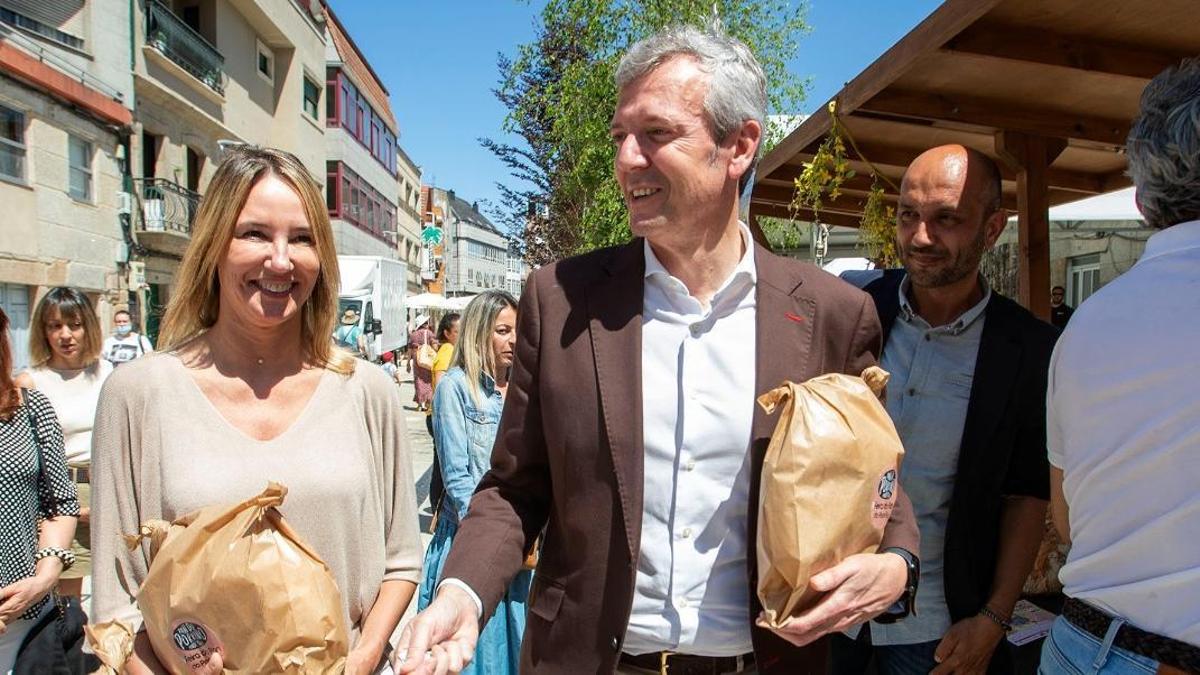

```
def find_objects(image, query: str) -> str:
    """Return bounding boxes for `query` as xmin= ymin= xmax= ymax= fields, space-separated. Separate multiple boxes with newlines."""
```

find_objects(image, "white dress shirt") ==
xmin=1048 ymin=219 xmax=1200 ymax=646
xmin=622 ymin=224 xmax=757 ymax=656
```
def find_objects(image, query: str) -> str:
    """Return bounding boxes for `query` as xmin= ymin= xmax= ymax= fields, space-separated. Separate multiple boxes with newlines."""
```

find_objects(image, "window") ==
xmin=256 ymin=40 xmax=274 ymax=84
xmin=340 ymin=77 xmax=356 ymax=132
xmin=0 ymin=105 xmax=26 ymax=182
xmin=0 ymin=7 xmax=85 ymax=51
xmin=325 ymin=161 xmax=339 ymax=213
xmin=1067 ymin=254 xmax=1101 ymax=307
xmin=303 ymin=75 xmax=320 ymax=120
xmin=68 ymin=135 xmax=92 ymax=201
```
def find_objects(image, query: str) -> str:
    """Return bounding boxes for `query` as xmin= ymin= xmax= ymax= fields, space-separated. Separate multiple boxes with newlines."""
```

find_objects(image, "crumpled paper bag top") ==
xmin=756 ymin=366 xmax=905 ymax=628
xmin=90 ymin=482 xmax=349 ymax=674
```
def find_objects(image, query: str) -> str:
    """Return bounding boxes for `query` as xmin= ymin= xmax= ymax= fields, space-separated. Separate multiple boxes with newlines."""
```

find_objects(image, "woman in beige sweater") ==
xmin=91 ymin=147 xmax=422 ymax=674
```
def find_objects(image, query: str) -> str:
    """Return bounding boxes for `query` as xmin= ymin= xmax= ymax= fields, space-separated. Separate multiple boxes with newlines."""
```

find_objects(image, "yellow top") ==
xmin=428 ymin=343 xmax=455 ymax=416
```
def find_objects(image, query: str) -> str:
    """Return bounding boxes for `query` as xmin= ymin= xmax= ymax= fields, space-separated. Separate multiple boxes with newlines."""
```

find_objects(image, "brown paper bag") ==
xmin=107 ymin=482 xmax=349 ymax=674
xmin=755 ymin=366 xmax=905 ymax=628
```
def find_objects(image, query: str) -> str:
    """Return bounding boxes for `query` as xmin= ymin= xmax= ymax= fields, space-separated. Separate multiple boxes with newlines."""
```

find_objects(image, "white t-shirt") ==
xmin=26 ymin=359 xmax=114 ymax=465
xmin=102 ymin=332 xmax=154 ymax=366
xmin=1047 ymin=220 xmax=1200 ymax=646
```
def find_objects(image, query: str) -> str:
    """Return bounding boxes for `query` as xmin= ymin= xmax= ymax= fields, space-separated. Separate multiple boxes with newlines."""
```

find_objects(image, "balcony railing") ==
xmin=144 ymin=0 xmax=225 ymax=95
xmin=133 ymin=178 xmax=201 ymax=236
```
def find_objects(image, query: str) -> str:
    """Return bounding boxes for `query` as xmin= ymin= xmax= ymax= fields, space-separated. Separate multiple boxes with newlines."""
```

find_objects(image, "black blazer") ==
xmin=862 ymin=270 xmax=1056 ymax=623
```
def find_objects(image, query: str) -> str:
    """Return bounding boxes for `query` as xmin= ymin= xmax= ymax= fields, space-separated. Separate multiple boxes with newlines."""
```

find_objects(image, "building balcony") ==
xmin=144 ymin=0 xmax=224 ymax=96
xmin=132 ymin=178 xmax=201 ymax=257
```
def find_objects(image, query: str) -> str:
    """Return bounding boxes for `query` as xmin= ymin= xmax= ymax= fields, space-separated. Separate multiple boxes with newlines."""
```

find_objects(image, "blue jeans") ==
xmin=829 ymin=631 xmax=940 ymax=675
xmin=1039 ymin=616 xmax=1159 ymax=674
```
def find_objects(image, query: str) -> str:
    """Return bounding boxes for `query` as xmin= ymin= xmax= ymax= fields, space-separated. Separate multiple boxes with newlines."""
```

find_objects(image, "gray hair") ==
xmin=616 ymin=24 xmax=767 ymax=152
xmin=1126 ymin=57 xmax=1200 ymax=229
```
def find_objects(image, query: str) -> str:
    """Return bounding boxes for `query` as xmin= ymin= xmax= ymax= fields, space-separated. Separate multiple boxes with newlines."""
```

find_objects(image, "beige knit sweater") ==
xmin=90 ymin=353 xmax=423 ymax=643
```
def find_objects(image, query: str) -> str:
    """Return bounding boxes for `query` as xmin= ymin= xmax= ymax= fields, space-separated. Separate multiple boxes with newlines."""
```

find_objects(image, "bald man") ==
xmin=838 ymin=145 xmax=1057 ymax=675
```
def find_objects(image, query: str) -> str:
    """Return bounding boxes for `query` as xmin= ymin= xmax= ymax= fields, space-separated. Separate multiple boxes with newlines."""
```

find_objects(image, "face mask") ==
xmin=116 ymin=324 xmax=133 ymax=336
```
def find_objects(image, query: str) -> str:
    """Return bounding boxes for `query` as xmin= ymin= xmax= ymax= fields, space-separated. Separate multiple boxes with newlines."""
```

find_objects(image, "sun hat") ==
xmin=340 ymin=309 xmax=359 ymax=325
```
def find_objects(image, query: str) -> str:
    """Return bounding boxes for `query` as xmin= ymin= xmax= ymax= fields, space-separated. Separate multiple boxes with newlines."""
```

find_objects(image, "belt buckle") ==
xmin=659 ymin=650 xmax=673 ymax=675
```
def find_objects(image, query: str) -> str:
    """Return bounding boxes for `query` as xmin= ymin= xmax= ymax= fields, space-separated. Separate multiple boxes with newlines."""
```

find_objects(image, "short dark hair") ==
xmin=1051 ymin=286 xmax=1065 ymax=293
xmin=114 ymin=309 xmax=132 ymax=319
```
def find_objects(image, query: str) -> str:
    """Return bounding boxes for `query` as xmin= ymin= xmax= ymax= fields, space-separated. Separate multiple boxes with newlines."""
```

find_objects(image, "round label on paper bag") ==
xmin=872 ymin=468 xmax=898 ymax=529
xmin=169 ymin=619 xmax=225 ymax=672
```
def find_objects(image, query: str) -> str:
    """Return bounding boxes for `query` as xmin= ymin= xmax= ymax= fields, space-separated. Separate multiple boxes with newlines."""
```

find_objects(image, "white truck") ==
xmin=337 ymin=255 xmax=407 ymax=361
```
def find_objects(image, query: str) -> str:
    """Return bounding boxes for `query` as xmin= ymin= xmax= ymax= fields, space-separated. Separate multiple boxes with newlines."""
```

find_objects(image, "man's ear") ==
xmin=727 ymin=119 xmax=762 ymax=182
xmin=983 ymin=208 xmax=1007 ymax=248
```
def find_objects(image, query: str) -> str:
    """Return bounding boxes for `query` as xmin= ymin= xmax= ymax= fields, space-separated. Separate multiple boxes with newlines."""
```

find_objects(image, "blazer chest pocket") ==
xmin=529 ymin=576 xmax=565 ymax=623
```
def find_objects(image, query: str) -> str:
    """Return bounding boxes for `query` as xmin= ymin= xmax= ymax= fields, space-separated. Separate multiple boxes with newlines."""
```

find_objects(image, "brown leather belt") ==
xmin=1063 ymin=598 xmax=1200 ymax=673
xmin=619 ymin=651 xmax=754 ymax=674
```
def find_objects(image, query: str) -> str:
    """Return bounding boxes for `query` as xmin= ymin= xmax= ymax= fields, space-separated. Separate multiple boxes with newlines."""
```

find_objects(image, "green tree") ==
xmin=485 ymin=0 xmax=809 ymax=266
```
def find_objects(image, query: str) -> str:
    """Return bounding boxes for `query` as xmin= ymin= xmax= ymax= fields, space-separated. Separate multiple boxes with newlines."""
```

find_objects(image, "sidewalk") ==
xmin=393 ymin=366 xmax=436 ymax=630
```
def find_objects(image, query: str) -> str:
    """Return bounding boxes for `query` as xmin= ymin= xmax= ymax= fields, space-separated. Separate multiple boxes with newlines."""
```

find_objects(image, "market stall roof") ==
xmin=750 ymin=0 xmax=1197 ymax=316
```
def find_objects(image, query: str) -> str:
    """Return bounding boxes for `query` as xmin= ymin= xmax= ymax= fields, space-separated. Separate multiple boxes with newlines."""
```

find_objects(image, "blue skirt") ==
xmin=418 ymin=514 xmax=533 ymax=675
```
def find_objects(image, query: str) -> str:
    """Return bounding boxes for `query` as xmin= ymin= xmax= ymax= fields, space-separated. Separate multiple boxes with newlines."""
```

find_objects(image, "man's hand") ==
xmin=930 ymin=615 xmax=1005 ymax=675
xmin=758 ymin=552 xmax=907 ymax=647
xmin=395 ymin=585 xmax=480 ymax=675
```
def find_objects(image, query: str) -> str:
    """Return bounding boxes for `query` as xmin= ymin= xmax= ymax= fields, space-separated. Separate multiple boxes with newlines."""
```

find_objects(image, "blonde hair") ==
xmin=451 ymin=290 xmax=518 ymax=406
xmin=29 ymin=287 xmax=103 ymax=367
xmin=158 ymin=146 xmax=354 ymax=374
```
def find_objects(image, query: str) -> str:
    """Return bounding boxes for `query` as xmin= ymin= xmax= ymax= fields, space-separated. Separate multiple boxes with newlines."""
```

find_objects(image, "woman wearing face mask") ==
xmin=24 ymin=287 xmax=112 ymax=600
xmin=101 ymin=310 xmax=154 ymax=367
xmin=417 ymin=289 xmax=528 ymax=675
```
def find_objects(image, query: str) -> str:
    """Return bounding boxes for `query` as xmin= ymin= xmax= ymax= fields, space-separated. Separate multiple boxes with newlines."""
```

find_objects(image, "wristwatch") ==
xmin=873 ymin=547 xmax=919 ymax=623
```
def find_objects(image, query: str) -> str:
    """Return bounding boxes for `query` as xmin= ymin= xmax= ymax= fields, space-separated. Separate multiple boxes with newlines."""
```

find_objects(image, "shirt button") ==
xmin=689 ymin=323 xmax=702 ymax=336
xmin=924 ymin=334 xmax=931 ymax=341
xmin=675 ymin=597 xmax=689 ymax=609
xmin=685 ymin=460 xmax=696 ymax=472
xmin=681 ymin=527 xmax=693 ymax=539
xmin=907 ymin=388 xmax=916 ymax=396
xmin=611 ymin=636 xmax=620 ymax=651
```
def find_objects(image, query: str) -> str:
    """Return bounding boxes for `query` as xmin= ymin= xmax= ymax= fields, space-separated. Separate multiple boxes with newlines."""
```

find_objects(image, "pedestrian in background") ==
xmin=1048 ymin=286 xmax=1073 ymax=330
xmin=0 ymin=307 xmax=79 ymax=671
xmin=418 ymin=290 xmax=528 ymax=675
xmin=101 ymin=309 xmax=154 ymax=367
xmin=24 ymin=287 xmax=111 ymax=600
xmin=409 ymin=316 xmax=436 ymax=412
xmin=1042 ymin=58 xmax=1200 ymax=674
xmin=426 ymin=311 xmax=460 ymax=517
xmin=91 ymin=146 xmax=423 ymax=675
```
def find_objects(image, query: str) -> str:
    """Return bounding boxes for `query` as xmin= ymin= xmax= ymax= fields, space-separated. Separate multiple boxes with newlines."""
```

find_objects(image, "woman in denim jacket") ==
xmin=418 ymin=289 xmax=529 ymax=674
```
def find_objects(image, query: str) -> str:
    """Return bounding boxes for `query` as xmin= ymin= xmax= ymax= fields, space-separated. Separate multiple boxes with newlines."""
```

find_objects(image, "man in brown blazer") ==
xmin=398 ymin=25 xmax=919 ymax=675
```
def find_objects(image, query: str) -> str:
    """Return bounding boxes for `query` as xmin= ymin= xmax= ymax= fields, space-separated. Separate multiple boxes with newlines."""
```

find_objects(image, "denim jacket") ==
xmin=431 ymin=366 xmax=503 ymax=522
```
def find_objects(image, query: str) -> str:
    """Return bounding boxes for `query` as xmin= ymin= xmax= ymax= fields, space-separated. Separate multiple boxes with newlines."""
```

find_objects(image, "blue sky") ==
xmin=333 ymin=0 xmax=942 ymax=223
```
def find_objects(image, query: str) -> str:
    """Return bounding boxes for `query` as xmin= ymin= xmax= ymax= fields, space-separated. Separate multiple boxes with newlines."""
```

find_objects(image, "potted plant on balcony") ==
xmin=148 ymin=29 xmax=167 ymax=52
xmin=202 ymin=68 xmax=221 ymax=91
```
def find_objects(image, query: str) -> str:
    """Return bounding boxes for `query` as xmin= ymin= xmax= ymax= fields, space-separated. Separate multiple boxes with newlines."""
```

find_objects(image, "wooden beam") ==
xmin=944 ymin=21 xmax=1188 ymax=81
xmin=857 ymin=89 xmax=1130 ymax=146
xmin=757 ymin=0 xmax=1004 ymax=179
xmin=749 ymin=201 xmax=864 ymax=229
xmin=765 ymin=144 xmax=1106 ymax=195
xmin=996 ymin=132 xmax=1068 ymax=320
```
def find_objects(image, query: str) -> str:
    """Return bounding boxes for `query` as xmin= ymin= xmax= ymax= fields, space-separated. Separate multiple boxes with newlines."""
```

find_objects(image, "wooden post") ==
xmin=995 ymin=131 xmax=1066 ymax=321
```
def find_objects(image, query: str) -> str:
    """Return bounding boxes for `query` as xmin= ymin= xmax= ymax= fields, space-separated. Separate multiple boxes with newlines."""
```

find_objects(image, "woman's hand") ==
xmin=345 ymin=639 xmax=385 ymax=675
xmin=0 ymin=574 xmax=56 ymax=628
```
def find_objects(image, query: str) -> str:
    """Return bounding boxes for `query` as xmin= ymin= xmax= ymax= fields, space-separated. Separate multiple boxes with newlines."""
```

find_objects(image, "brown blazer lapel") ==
xmin=751 ymin=245 xmax=814 ymax=445
xmin=586 ymin=241 xmax=645 ymax=561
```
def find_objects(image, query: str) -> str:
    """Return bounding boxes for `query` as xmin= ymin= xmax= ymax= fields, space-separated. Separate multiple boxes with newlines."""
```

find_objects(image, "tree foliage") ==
xmin=484 ymin=0 xmax=809 ymax=267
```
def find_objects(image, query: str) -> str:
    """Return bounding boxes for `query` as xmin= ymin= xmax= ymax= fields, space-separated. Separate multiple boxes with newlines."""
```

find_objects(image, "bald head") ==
xmin=903 ymin=145 xmax=1002 ymax=217
xmin=895 ymin=144 xmax=1007 ymax=289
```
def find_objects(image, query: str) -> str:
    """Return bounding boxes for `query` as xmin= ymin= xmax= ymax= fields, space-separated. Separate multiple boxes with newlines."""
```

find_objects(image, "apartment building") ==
xmin=129 ymin=0 xmax=326 ymax=335
xmin=322 ymin=4 xmax=399 ymax=260
xmin=396 ymin=144 xmax=422 ymax=293
xmin=0 ymin=0 xmax=134 ymax=369
xmin=443 ymin=191 xmax=508 ymax=296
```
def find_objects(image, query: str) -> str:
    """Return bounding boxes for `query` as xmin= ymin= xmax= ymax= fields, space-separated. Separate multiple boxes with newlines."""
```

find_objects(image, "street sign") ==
xmin=421 ymin=226 xmax=443 ymax=246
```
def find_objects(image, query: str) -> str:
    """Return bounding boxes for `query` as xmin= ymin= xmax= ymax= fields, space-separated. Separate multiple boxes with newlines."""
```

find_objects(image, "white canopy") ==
xmin=1048 ymin=187 xmax=1143 ymax=222
xmin=444 ymin=295 xmax=475 ymax=311
xmin=406 ymin=292 xmax=448 ymax=309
